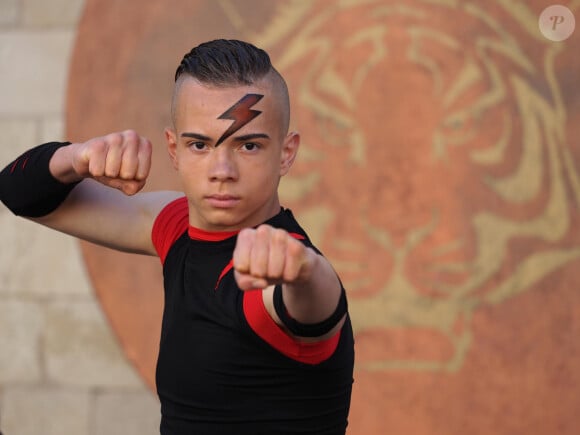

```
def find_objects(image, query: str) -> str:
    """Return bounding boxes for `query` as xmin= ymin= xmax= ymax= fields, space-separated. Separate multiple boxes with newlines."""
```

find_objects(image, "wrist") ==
xmin=49 ymin=143 xmax=84 ymax=184
xmin=293 ymin=247 xmax=320 ymax=289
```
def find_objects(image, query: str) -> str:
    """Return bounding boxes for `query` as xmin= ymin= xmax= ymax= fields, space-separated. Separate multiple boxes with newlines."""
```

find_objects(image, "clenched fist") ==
xmin=71 ymin=130 xmax=152 ymax=195
xmin=233 ymin=225 xmax=317 ymax=290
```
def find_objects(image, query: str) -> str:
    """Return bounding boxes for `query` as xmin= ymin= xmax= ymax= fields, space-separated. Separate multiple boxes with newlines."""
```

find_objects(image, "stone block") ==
xmin=0 ymin=300 xmax=43 ymax=383
xmin=40 ymin=116 xmax=65 ymax=142
xmin=44 ymin=299 xmax=144 ymax=388
xmin=0 ymin=214 xmax=92 ymax=297
xmin=95 ymin=389 xmax=160 ymax=435
xmin=0 ymin=118 xmax=38 ymax=166
xmin=0 ymin=30 xmax=75 ymax=116
xmin=0 ymin=386 xmax=90 ymax=435
xmin=22 ymin=0 xmax=84 ymax=27
xmin=0 ymin=0 xmax=19 ymax=26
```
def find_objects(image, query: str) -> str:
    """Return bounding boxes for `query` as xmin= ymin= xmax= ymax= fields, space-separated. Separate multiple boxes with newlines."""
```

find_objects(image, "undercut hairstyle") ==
xmin=175 ymin=39 xmax=273 ymax=85
xmin=172 ymin=39 xmax=291 ymax=135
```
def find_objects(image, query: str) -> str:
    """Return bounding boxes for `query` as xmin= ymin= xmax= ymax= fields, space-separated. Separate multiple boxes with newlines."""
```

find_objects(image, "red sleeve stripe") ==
xmin=151 ymin=196 xmax=189 ymax=264
xmin=288 ymin=232 xmax=305 ymax=240
xmin=215 ymin=259 xmax=234 ymax=290
xmin=242 ymin=289 xmax=341 ymax=365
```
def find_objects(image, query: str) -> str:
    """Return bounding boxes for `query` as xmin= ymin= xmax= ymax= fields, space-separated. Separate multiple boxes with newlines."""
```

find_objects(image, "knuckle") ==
xmin=256 ymin=224 xmax=271 ymax=236
xmin=104 ymin=168 xmax=118 ymax=178
xmin=140 ymin=137 xmax=153 ymax=151
xmin=134 ymin=169 xmax=149 ymax=182
xmin=123 ymin=129 xmax=139 ymax=142
xmin=106 ymin=132 xmax=123 ymax=147
xmin=272 ymin=229 xmax=288 ymax=244
xmin=119 ymin=169 xmax=134 ymax=180
xmin=239 ymin=228 xmax=255 ymax=242
xmin=86 ymin=138 xmax=105 ymax=155
xmin=104 ymin=162 xmax=119 ymax=177
xmin=286 ymin=239 xmax=304 ymax=258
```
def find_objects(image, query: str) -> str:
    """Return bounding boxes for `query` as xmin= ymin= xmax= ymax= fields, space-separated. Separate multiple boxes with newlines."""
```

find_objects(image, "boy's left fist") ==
xmin=233 ymin=224 xmax=313 ymax=290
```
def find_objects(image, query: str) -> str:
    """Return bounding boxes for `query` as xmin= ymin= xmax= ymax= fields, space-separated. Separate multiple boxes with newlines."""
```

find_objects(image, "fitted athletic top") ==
xmin=152 ymin=197 xmax=355 ymax=435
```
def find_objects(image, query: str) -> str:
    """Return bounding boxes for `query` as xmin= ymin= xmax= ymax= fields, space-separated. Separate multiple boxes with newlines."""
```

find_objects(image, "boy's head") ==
xmin=165 ymin=39 xmax=299 ymax=231
xmin=171 ymin=39 xmax=290 ymax=136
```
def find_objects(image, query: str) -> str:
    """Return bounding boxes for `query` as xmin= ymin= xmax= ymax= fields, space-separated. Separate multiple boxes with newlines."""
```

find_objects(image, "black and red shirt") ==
xmin=152 ymin=197 xmax=354 ymax=435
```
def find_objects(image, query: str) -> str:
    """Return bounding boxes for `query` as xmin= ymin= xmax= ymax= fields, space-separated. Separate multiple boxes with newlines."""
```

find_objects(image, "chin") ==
xmin=196 ymin=200 xmax=277 ymax=230
xmin=201 ymin=209 xmax=246 ymax=230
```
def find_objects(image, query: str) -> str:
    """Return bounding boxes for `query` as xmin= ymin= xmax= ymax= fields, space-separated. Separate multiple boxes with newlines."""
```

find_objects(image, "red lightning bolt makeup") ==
xmin=216 ymin=94 xmax=264 ymax=146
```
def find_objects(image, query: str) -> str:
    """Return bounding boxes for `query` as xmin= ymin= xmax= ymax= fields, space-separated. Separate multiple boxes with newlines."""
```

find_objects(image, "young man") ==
xmin=0 ymin=39 xmax=354 ymax=434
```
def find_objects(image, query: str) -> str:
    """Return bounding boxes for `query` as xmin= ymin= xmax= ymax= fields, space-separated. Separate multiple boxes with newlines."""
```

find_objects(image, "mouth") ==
xmin=205 ymin=194 xmax=241 ymax=209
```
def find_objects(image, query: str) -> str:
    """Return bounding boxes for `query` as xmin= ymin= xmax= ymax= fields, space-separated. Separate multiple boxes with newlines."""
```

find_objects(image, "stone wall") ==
xmin=0 ymin=1 xmax=160 ymax=434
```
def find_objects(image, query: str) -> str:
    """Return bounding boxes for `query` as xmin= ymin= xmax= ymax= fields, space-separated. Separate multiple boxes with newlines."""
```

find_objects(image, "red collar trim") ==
xmin=188 ymin=226 xmax=239 ymax=242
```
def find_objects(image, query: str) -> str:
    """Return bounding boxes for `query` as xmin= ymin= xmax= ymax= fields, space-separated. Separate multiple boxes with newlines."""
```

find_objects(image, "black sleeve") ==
xmin=0 ymin=142 xmax=80 ymax=217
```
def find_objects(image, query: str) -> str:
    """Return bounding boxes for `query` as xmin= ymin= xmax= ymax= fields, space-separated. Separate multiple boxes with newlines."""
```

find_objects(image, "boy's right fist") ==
xmin=71 ymin=130 xmax=152 ymax=195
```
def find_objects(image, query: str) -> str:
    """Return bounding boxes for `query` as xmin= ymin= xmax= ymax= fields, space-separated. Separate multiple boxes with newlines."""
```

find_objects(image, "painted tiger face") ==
xmin=247 ymin=0 xmax=580 ymax=371
xmin=68 ymin=0 xmax=580 ymax=383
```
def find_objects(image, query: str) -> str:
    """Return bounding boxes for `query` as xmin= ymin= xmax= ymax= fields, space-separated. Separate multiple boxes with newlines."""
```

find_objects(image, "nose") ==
xmin=208 ymin=146 xmax=238 ymax=182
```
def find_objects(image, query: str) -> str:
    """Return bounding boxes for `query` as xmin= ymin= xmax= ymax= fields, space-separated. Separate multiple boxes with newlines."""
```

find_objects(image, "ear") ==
xmin=165 ymin=127 xmax=179 ymax=170
xmin=280 ymin=131 xmax=300 ymax=176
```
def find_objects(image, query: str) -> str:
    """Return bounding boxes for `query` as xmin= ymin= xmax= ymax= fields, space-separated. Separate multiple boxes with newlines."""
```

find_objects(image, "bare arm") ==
xmin=28 ymin=130 xmax=181 ymax=255
xmin=34 ymin=180 xmax=181 ymax=255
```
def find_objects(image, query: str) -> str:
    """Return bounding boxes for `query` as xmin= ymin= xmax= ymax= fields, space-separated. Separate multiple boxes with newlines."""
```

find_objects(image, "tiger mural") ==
xmin=68 ymin=0 xmax=580 ymax=433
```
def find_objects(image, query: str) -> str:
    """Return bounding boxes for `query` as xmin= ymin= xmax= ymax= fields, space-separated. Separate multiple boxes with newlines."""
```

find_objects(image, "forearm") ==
xmin=234 ymin=226 xmax=348 ymax=338
xmin=0 ymin=142 xmax=81 ymax=217
xmin=282 ymin=249 xmax=345 ymax=327
xmin=49 ymin=143 xmax=84 ymax=184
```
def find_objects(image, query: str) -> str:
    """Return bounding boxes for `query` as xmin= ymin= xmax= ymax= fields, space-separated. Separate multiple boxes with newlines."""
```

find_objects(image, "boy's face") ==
xmin=165 ymin=76 xmax=299 ymax=231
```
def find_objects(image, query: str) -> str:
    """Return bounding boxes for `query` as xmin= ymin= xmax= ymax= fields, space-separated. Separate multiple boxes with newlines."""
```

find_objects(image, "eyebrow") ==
xmin=181 ymin=132 xmax=270 ymax=142
xmin=181 ymin=132 xmax=212 ymax=141
xmin=232 ymin=133 xmax=270 ymax=142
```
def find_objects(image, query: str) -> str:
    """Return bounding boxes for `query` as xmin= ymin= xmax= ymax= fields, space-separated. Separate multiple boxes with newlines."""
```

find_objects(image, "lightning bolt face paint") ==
xmin=216 ymin=94 xmax=264 ymax=146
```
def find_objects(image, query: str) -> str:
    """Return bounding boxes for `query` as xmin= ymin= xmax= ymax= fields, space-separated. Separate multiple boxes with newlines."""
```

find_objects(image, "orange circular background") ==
xmin=67 ymin=1 xmax=580 ymax=433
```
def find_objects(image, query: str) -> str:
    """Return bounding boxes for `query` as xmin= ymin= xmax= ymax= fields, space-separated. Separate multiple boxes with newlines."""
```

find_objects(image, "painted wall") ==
xmin=1 ymin=1 xmax=579 ymax=434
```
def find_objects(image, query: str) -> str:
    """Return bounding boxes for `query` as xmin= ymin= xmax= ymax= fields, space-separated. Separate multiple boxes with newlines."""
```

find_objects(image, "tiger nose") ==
xmin=366 ymin=168 xmax=445 ymax=245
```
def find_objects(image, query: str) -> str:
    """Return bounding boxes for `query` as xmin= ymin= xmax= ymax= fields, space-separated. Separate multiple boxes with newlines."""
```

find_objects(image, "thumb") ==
xmin=93 ymin=176 xmax=146 ymax=196
xmin=234 ymin=270 xmax=268 ymax=291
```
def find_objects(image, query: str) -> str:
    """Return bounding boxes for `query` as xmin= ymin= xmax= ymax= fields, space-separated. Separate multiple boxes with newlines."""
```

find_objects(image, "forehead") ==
xmin=172 ymin=77 xmax=280 ymax=130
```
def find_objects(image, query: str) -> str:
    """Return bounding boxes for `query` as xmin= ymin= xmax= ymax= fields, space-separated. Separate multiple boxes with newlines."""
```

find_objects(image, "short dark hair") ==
xmin=175 ymin=39 xmax=273 ymax=85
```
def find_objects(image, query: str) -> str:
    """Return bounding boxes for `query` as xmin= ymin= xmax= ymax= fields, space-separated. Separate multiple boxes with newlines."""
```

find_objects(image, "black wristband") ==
xmin=0 ymin=141 xmax=80 ymax=217
xmin=273 ymin=284 xmax=348 ymax=338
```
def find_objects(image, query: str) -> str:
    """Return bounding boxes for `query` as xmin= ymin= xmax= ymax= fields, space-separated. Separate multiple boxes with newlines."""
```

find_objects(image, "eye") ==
xmin=189 ymin=141 xmax=207 ymax=151
xmin=241 ymin=142 xmax=260 ymax=152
